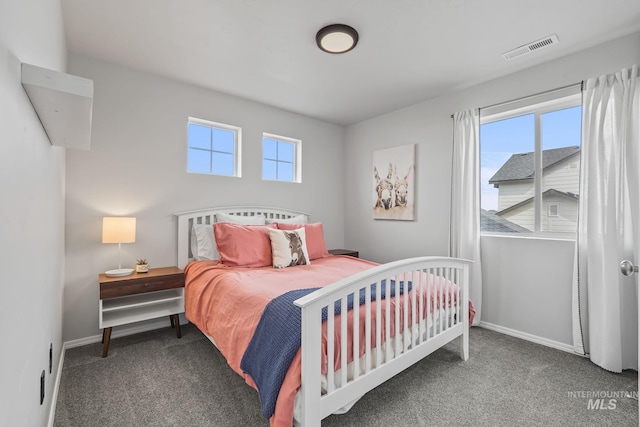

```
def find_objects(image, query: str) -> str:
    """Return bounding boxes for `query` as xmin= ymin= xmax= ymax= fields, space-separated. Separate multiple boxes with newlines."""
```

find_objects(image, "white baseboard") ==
xmin=47 ymin=341 xmax=66 ymax=427
xmin=64 ymin=318 xmax=178 ymax=349
xmin=478 ymin=321 xmax=577 ymax=354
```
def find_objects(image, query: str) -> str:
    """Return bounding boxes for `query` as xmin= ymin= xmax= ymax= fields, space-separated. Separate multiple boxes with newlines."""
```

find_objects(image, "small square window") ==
xmin=262 ymin=133 xmax=301 ymax=183
xmin=187 ymin=117 xmax=241 ymax=177
xmin=547 ymin=204 xmax=559 ymax=217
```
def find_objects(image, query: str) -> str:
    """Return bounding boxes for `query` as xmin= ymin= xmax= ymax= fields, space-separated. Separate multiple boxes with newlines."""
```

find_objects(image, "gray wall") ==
xmin=0 ymin=0 xmax=67 ymax=425
xmin=344 ymin=31 xmax=640 ymax=348
xmin=64 ymin=54 xmax=346 ymax=342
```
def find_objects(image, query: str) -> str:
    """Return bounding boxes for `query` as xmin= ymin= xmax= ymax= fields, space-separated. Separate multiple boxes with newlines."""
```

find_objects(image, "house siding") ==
xmin=496 ymin=153 xmax=581 ymax=231
xmin=542 ymin=154 xmax=580 ymax=194
xmin=500 ymin=202 xmax=534 ymax=231
xmin=542 ymin=194 xmax=579 ymax=233
xmin=497 ymin=180 xmax=534 ymax=211
xmin=501 ymin=193 xmax=579 ymax=233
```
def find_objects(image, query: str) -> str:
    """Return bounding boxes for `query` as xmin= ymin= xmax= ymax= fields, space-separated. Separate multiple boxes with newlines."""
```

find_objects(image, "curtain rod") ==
xmin=450 ymin=81 xmax=584 ymax=119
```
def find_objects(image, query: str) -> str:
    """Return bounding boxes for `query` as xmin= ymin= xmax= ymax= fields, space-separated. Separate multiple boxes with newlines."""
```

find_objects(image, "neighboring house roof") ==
xmin=489 ymin=146 xmax=580 ymax=185
xmin=496 ymin=189 xmax=579 ymax=216
xmin=481 ymin=209 xmax=530 ymax=233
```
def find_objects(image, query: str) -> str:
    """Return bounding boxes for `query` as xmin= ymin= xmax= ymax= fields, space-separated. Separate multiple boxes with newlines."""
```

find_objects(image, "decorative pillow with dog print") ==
xmin=268 ymin=228 xmax=311 ymax=268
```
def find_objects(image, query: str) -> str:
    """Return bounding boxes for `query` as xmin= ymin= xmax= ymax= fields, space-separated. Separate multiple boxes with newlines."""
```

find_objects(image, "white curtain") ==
xmin=573 ymin=65 xmax=640 ymax=372
xmin=451 ymin=109 xmax=482 ymax=326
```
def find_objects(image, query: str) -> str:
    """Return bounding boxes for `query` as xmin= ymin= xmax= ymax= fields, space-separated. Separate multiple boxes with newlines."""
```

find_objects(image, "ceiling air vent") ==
xmin=502 ymin=34 xmax=559 ymax=61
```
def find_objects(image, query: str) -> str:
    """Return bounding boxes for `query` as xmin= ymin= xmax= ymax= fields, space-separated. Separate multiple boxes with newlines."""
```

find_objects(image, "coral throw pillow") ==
xmin=213 ymin=223 xmax=274 ymax=268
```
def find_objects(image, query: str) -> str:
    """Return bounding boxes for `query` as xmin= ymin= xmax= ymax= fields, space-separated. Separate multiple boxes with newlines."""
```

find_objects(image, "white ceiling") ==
xmin=61 ymin=0 xmax=640 ymax=126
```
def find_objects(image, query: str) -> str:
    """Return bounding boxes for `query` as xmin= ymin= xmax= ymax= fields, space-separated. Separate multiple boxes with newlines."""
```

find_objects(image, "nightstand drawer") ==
xmin=99 ymin=267 xmax=185 ymax=299
xmin=100 ymin=275 xmax=183 ymax=299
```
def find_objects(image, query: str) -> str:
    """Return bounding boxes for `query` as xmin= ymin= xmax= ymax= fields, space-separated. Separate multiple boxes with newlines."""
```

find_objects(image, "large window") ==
xmin=480 ymin=86 xmax=582 ymax=235
xmin=187 ymin=117 xmax=241 ymax=177
xmin=262 ymin=133 xmax=301 ymax=182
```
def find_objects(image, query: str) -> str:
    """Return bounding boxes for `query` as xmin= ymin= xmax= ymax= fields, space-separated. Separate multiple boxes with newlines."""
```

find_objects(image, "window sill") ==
xmin=480 ymin=232 xmax=576 ymax=243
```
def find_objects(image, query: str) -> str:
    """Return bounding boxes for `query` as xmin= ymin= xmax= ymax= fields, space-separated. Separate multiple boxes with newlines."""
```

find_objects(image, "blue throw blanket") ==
xmin=240 ymin=280 xmax=410 ymax=419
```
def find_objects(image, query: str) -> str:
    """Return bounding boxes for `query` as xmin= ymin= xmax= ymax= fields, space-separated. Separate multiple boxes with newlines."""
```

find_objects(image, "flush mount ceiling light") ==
xmin=316 ymin=24 xmax=359 ymax=54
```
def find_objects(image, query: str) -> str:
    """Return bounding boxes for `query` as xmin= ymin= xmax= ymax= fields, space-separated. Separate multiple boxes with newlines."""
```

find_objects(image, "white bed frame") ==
xmin=175 ymin=206 xmax=470 ymax=427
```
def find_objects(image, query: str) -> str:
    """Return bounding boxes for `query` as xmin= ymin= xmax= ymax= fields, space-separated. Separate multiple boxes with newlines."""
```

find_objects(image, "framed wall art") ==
xmin=372 ymin=144 xmax=415 ymax=220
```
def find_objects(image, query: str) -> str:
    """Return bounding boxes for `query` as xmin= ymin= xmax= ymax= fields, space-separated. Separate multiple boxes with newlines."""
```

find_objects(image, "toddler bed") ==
xmin=175 ymin=206 xmax=473 ymax=427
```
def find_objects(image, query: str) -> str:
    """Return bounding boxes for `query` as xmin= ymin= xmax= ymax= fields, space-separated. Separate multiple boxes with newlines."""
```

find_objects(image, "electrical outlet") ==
xmin=40 ymin=370 xmax=45 ymax=405
xmin=49 ymin=343 xmax=53 ymax=374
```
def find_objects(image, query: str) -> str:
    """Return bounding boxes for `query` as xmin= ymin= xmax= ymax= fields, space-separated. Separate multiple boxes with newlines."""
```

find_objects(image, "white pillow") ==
xmin=265 ymin=214 xmax=307 ymax=225
xmin=268 ymin=227 xmax=311 ymax=268
xmin=191 ymin=223 xmax=218 ymax=261
xmin=215 ymin=212 xmax=266 ymax=225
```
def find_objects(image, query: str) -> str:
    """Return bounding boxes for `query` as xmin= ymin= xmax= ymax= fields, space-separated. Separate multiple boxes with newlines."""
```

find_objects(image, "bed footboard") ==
xmin=293 ymin=256 xmax=470 ymax=427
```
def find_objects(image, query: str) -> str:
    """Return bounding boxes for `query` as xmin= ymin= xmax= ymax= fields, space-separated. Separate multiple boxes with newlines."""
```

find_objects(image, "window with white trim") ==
xmin=187 ymin=117 xmax=241 ymax=177
xmin=262 ymin=133 xmax=301 ymax=182
xmin=480 ymin=86 xmax=582 ymax=235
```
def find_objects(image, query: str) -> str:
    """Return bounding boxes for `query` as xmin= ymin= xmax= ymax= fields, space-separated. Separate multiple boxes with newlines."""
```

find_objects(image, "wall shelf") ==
xmin=21 ymin=63 xmax=93 ymax=150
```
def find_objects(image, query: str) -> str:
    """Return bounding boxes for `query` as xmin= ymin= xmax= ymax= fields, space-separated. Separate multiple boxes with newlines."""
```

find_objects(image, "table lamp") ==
xmin=102 ymin=217 xmax=136 ymax=277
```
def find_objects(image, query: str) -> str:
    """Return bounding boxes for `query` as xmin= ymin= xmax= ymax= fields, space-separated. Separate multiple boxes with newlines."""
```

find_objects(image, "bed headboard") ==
xmin=174 ymin=206 xmax=309 ymax=269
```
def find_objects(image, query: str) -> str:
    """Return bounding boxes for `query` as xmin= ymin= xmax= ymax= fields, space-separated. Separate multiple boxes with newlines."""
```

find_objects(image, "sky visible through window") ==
xmin=480 ymin=105 xmax=581 ymax=211
xmin=188 ymin=123 xmax=236 ymax=176
xmin=263 ymin=138 xmax=294 ymax=181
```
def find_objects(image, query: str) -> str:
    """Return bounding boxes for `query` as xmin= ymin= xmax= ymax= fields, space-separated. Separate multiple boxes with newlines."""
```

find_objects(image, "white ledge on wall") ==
xmin=21 ymin=63 xmax=93 ymax=150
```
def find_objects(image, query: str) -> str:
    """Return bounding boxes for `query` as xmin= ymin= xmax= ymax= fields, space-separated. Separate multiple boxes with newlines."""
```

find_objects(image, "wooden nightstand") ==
xmin=98 ymin=266 xmax=185 ymax=357
xmin=329 ymin=249 xmax=359 ymax=258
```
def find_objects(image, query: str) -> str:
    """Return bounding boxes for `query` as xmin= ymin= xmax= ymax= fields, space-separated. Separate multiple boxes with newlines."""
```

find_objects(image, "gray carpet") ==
xmin=54 ymin=324 xmax=638 ymax=427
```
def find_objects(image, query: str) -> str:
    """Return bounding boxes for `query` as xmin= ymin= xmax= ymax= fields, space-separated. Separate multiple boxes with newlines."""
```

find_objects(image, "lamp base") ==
xmin=105 ymin=268 xmax=134 ymax=277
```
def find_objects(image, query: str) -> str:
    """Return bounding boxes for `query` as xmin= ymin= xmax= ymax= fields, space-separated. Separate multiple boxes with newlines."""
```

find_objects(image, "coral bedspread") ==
xmin=184 ymin=256 xmax=474 ymax=427
xmin=184 ymin=256 xmax=379 ymax=426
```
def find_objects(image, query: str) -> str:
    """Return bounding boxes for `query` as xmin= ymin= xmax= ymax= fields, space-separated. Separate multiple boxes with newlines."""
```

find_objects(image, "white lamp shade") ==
xmin=102 ymin=217 xmax=136 ymax=244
